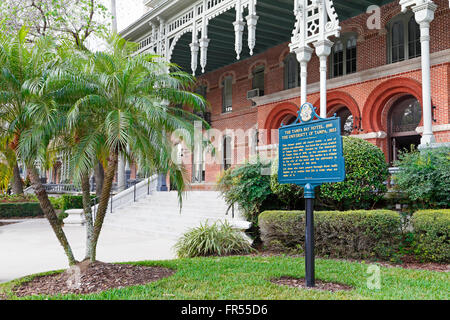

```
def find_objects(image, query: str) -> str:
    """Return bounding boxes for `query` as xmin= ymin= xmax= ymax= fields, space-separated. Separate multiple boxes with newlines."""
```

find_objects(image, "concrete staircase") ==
xmin=102 ymin=191 xmax=251 ymax=241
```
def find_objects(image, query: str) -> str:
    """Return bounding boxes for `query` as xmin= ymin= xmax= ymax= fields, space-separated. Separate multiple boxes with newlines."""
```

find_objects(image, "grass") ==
xmin=1 ymin=256 xmax=449 ymax=300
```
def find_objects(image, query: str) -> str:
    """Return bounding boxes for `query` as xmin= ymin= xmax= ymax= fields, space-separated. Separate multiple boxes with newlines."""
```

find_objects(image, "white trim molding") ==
xmin=416 ymin=124 xmax=450 ymax=133
xmin=351 ymin=131 xmax=387 ymax=140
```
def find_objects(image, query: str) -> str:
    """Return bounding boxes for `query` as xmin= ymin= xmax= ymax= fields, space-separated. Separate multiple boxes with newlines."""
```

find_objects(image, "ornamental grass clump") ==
xmin=174 ymin=221 xmax=254 ymax=258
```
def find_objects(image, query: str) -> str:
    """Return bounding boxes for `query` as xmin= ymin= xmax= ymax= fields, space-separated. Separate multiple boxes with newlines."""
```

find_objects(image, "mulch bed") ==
xmin=13 ymin=261 xmax=175 ymax=297
xmin=254 ymin=252 xmax=449 ymax=272
xmin=379 ymin=255 xmax=449 ymax=272
xmin=273 ymin=276 xmax=353 ymax=292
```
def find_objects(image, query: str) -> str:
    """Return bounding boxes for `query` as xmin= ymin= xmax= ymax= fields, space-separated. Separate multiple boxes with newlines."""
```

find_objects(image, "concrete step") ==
xmin=107 ymin=190 xmax=250 ymax=242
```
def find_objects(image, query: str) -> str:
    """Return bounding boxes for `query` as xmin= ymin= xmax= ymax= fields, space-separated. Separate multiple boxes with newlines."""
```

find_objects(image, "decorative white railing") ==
xmin=92 ymin=175 xmax=158 ymax=216
xmin=167 ymin=9 xmax=195 ymax=33
xmin=137 ymin=0 xmax=240 ymax=54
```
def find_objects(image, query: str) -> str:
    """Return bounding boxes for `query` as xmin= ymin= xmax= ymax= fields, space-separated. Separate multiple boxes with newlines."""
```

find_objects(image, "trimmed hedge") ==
xmin=259 ymin=210 xmax=402 ymax=260
xmin=0 ymin=202 xmax=43 ymax=218
xmin=412 ymin=209 xmax=450 ymax=263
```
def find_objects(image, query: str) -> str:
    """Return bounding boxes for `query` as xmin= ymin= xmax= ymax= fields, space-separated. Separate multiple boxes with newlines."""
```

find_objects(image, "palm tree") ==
xmin=3 ymin=28 xmax=78 ymax=265
xmin=43 ymin=34 xmax=208 ymax=262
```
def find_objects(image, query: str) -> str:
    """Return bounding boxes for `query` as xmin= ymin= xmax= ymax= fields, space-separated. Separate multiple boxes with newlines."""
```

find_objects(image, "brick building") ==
xmin=121 ymin=0 xmax=450 ymax=189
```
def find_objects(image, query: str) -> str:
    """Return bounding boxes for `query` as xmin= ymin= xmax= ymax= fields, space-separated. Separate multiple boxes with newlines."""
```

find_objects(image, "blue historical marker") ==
xmin=278 ymin=102 xmax=345 ymax=287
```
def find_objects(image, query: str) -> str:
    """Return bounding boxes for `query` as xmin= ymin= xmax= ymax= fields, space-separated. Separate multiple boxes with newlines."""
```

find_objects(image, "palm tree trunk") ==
xmin=11 ymin=161 xmax=24 ymax=195
xmin=27 ymin=165 xmax=77 ymax=265
xmin=81 ymin=173 xmax=94 ymax=261
xmin=94 ymin=161 xmax=104 ymax=198
xmin=90 ymin=152 xmax=118 ymax=261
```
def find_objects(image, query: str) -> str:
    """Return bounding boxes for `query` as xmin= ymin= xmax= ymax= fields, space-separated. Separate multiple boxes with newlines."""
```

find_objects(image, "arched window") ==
xmin=330 ymin=34 xmax=357 ymax=78
xmin=223 ymin=136 xmax=232 ymax=170
xmin=222 ymin=76 xmax=233 ymax=113
xmin=335 ymin=107 xmax=354 ymax=136
xmin=346 ymin=37 xmax=357 ymax=74
xmin=284 ymin=53 xmax=300 ymax=90
xmin=388 ymin=13 xmax=420 ymax=64
xmin=252 ymin=65 xmax=265 ymax=96
xmin=388 ymin=95 xmax=422 ymax=163
xmin=408 ymin=16 xmax=421 ymax=59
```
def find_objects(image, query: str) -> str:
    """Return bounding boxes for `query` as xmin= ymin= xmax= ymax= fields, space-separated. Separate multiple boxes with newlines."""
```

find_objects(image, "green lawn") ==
xmin=1 ymin=256 xmax=449 ymax=300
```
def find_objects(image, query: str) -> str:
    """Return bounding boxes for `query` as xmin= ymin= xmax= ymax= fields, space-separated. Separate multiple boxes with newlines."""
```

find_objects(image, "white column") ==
xmin=158 ymin=18 xmax=165 ymax=56
xmin=190 ymin=19 xmax=199 ymax=75
xmin=234 ymin=0 xmax=245 ymax=59
xmin=246 ymin=0 xmax=258 ymax=56
xmin=413 ymin=2 xmax=437 ymax=145
xmin=314 ymin=39 xmax=333 ymax=118
xmin=293 ymin=46 xmax=313 ymax=106
xmin=199 ymin=0 xmax=209 ymax=73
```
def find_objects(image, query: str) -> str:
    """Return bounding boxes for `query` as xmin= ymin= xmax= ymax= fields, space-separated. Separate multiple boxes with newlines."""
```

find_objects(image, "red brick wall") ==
xmin=186 ymin=0 xmax=450 ymax=184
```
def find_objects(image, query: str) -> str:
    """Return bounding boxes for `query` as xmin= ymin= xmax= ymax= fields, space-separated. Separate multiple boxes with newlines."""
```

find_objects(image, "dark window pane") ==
xmin=390 ymin=97 xmax=422 ymax=133
xmin=408 ymin=16 xmax=421 ymax=59
xmin=252 ymin=66 xmax=265 ymax=95
xmin=399 ymin=44 xmax=405 ymax=61
xmin=346 ymin=46 xmax=357 ymax=74
xmin=222 ymin=77 xmax=232 ymax=113
xmin=223 ymin=136 xmax=232 ymax=170
xmin=336 ymin=107 xmax=354 ymax=136
xmin=391 ymin=21 xmax=405 ymax=63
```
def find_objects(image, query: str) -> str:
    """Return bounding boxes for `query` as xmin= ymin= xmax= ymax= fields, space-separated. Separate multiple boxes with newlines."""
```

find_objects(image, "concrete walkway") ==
xmin=0 ymin=191 xmax=249 ymax=283
xmin=0 ymin=191 xmax=250 ymax=282
xmin=0 ymin=218 xmax=177 ymax=283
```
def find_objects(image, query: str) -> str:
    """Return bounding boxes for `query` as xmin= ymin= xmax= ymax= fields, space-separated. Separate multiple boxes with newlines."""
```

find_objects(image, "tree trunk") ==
xmin=94 ymin=161 xmax=104 ymax=199
xmin=81 ymin=173 xmax=94 ymax=261
xmin=11 ymin=161 xmax=24 ymax=195
xmin=28 ymin=165 xmax=77 ymax=265
xmin=90 ymin=152 xmax=118 ymax=261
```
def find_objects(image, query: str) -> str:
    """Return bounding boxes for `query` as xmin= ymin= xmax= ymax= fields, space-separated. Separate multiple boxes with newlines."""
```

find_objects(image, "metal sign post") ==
xmin=304 ymin=183 xmax=316 ymax=287
xmin=278 ymin=103 xmax=346 ymax=288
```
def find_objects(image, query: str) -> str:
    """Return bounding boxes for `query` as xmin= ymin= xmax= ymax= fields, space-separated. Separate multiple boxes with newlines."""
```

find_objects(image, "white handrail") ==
xmin=92 ymin=175 xmax=158 ymax=214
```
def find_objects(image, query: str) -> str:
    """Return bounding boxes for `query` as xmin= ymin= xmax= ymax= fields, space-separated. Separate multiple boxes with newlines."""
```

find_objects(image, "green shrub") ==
xmin=49 ymin=196 xmax=64 ymax=210
xmin=217 ymin=159 xmax=273 ymax=223
xmin=394 ymin=147 xmax=450 ymax=208
xmin=0 ymin=202 xmax=43 ymax=218
xmin=412 ymin=209 xmax=450 ymax=263
xmin=174 ymin=221 xmax=254 ymax=258
xmin=270 ymin=158 xmax=303 ymax=209
xmin=61 ymin=194 xmax=96 ymax=211
xmin=319 ymin=137 xmax=389 ymax=210
xmin=270 ymin=137 xmax=389 ymax=211
xmin=259 ymin=210 xmax=402 ymax=260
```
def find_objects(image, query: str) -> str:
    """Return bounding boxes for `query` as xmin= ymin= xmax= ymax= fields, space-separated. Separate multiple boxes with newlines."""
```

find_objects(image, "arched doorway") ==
xmin=334 ymin=106 xmax=354 ymax=136
xmin=263 ymin=102 xmax=299 ymax=144
xmin=388 ymin=95 xmax=422 ymax=163
xmin=280 ymin=114 xmax=297 ymax=126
